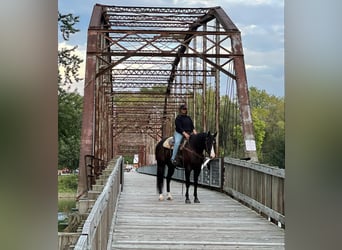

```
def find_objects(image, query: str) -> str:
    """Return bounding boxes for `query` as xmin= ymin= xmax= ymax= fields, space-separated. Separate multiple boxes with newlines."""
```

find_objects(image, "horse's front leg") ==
xmin=166 ymin=163 xmax=175 ymax=200
xmin=184 ymin=168 xmax=191 ymax=204
xmin=193 ymin=168 xmax=201 ymax=203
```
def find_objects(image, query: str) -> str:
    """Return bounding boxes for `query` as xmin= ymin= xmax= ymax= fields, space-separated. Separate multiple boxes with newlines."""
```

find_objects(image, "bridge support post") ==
xmin=77 ymin=5 xmax=104 ymax=197
xmin=232 ymin=33 xmax=258 ymax=162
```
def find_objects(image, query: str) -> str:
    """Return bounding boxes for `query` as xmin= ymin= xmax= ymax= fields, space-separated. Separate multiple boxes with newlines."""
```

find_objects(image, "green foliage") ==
xmin=188 ymin=85 xmax=246 ymax=158
xmin=58 ymin=46 xmax=83 ymax=86
xmin=219 ymin=94 xmax=243 ymax=158
xmin=189 ymin=85 xmax=217 ymax=133
xmin=58 ymin=199 xmax=76 ymax=213
xmin=124 ymin=155 xmax=134 ymax=164
xmin=58 ymin=12 xmax=83 ymax=89
xmin=58 ymin=13 xmax=80 ymax=41
xmin=249 ymin=87 xmax=285 ymax=168
xmin=58 ymin=91 xmax=83 ymax=169
xmin=251 ymin=108 xmax=267 ymax=160
xmin=262 ymin=126 xmax=285 ymax=168
xmin=58 ymin=175 xmax=78 ymax=193
xmin=58 ymin=12 xmax=83 ymax=170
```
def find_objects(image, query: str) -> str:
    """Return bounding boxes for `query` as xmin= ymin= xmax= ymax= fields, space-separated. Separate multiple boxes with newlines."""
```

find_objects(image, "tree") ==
xmin=249 ymin=87 xmax=285 ymax=168
xmin=58 ymin=12 xmax=83 ymax=169
xmin=58 ymin=13 xmax=83 ymax=91
xmin=251 ymin=110 xmax=266 ymax=160
xmin=58 ymin=91 xmax=83 ymax=169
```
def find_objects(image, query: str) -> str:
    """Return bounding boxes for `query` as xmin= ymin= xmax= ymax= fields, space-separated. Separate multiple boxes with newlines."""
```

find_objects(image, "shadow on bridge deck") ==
xmin=109 ymin=171 xmax=285 ymax=249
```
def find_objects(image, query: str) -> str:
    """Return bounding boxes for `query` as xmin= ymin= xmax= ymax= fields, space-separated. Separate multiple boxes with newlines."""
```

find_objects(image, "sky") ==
xmin=58 ymin=0 xmax=284 ymax=97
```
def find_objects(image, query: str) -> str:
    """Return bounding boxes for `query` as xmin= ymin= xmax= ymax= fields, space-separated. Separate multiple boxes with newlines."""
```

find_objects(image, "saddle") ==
xmin=163 ymin=137 xmax=188 ymax=167
xmin=162 ymin=137 xmax=174 ymax=149
xmin=162 ymin=137 xmax=187 ymax=150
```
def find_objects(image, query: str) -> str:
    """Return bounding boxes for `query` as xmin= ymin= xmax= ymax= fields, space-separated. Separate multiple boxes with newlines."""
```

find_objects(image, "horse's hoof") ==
xmin=194 ymin=198 xmax=200 ymax=203
xmin=185 ymin=199 xmax=191 ymax=204
xmin=167 ymin=193 xmax=173 ymax=200
xmin=159 ymin=194 xmax=164 ymax=201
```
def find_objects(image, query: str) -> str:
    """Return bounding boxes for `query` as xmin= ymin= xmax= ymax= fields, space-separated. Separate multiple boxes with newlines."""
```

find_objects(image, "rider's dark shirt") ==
xmin=175 ymin=114 xmax=195 ymax=134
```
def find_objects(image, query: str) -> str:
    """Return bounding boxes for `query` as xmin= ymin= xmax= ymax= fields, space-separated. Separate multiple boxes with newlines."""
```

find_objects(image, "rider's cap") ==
xmin=180 ymin=104 xmax=187 ymax=110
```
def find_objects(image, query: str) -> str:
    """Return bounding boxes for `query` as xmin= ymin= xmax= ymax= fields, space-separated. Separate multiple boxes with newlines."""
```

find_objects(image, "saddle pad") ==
xmin=162 ymin=137 xmax=174 ymax=149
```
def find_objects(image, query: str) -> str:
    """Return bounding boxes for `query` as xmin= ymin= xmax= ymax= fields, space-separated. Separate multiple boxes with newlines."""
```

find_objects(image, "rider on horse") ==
xmin=170 ymin=104 xmax=197 ymax=166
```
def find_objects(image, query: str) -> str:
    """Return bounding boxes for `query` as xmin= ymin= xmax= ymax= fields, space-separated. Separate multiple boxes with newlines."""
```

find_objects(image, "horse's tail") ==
xmin=155 ymin=139 xmax=165 ymax=195
xmin=155 ymin=139 xmax=163 ymax=160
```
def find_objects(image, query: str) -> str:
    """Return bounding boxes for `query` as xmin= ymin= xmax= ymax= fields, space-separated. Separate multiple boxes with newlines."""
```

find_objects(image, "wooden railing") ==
xmin=223 ymin=157 xmax=285 ymax=226
xmin=137 ymin=157 xmax=285 ymax=226
xmin=63 ymin=156 xmax=284 ymax=249
xmin=73 ymin=156 xmax=123 ymax=250
xmin=136 ymin=158 xmax=222 ymax=188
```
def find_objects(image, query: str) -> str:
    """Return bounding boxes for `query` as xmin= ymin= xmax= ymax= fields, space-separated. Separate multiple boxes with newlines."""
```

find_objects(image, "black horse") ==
xmin=155 ymin=131 xmax=217 ymax=203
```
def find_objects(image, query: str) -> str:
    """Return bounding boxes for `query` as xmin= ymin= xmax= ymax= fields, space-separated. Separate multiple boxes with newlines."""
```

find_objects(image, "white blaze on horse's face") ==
xmin=210 ymin=144 xmax=215 ymax=158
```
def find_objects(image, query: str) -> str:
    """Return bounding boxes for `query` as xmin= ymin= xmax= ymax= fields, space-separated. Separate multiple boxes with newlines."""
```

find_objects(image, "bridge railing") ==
xmin=74 ymin=156 xmax=123 ymax=250
xmin=223 ymin=157 xmax=285 ymax=226
xmin=136 ymin=158 xmax=222 ymax=189
xmin=84 ymin=155 xmax=107 ymax=191
xmin=137 ymin=157 xmax=285 ymax=226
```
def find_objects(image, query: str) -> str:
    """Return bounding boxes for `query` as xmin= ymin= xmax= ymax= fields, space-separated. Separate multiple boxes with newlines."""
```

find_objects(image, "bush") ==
xmin=58 ymin=174 xmax=78 ymax=193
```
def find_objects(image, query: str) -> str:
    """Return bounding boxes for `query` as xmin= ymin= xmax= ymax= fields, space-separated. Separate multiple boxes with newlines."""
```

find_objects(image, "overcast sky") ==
xmin=58 ymin=0 xmax=284 ymax=97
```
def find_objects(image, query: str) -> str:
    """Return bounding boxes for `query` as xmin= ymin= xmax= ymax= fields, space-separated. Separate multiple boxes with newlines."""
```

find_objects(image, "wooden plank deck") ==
xmin=110 ymin=171 xmax=285 ymax=249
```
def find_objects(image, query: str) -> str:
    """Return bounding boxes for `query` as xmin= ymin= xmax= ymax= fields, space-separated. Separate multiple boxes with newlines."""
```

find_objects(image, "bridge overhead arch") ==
xmin=77 ymin=4 xmax=257 ymax=196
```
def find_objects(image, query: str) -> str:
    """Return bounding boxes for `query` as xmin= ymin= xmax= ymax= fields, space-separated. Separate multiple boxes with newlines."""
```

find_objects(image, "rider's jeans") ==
xmin=171 ymin=131 xmax=183 ymax=161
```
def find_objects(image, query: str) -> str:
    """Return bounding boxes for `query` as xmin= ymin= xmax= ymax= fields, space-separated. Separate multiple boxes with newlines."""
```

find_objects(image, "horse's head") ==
xmin=205 ymin=131 xmax=217 ymax=159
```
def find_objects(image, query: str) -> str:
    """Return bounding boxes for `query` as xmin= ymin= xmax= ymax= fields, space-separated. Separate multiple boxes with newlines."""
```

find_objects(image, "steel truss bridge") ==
xmin=77 ymin=4 xmax=258 ymax=198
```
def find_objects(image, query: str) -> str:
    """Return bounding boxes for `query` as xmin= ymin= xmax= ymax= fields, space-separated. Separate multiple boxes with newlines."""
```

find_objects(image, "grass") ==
xmin=58 ymin=174 xmax=79 ymax=231
xmin=58 ymin=174 xmax=78 ymax=193
xmin=58 ymin=174 xmax=77 ymax=212
xmin=58 ymin=199 xmax=76 ymax=213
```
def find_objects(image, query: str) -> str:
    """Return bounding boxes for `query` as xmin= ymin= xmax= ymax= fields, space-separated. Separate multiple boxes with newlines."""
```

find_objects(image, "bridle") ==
xmin=205 ymin=135 xmax=215 ymax=156
xmin=183 ymin=134 xmax=215 ymax=160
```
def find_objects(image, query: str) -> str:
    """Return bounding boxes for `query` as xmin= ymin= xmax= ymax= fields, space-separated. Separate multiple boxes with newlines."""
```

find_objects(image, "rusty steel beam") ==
xmin=231 ymin=33 xmax=258 ymax=162
xmin=87 ymin=51 xmax=237 ymax=58
xmin=112 ymin=69 xmax=214 ymax=76
xmin=77 ymin=5 xmax=103 ymax=197
xmin=104 ymin=5 xmax=210 ymax=14
xmin=110 ymin=92 xmax=194 ymax=98
xmin=107 ymin=13 xmax=203 ymax=21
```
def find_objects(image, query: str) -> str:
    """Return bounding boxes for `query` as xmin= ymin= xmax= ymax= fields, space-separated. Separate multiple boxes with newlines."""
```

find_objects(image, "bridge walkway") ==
xmin=109 ymin=171 xmax=285 ymax=249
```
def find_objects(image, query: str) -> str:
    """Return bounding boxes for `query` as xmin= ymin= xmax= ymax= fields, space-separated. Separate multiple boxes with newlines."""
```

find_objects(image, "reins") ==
xmin=182 ymin=134 xmax=211 ymax=160
xmin=174 ymin=139 xmax=205 ymax=171
xmin=182 ymin=146 xmax=205 ymax=160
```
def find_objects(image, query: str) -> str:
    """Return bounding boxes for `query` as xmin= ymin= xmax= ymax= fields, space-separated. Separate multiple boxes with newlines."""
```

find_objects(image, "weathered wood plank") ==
xmin=110 ymin=172 xmax=284 ymax=249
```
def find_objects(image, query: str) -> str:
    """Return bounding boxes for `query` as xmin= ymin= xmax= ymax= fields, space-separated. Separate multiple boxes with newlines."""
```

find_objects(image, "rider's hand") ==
xmin=183 ymin=132 xmax=190 ymax=140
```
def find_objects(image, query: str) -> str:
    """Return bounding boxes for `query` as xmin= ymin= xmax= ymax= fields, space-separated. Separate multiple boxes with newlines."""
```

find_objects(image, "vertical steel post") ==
xmin=77 ymin=30 xmax=97 ymax=196
xmin=215 ymin=20 xmax=220 ymax=155
xmin=202 ymin=23 xmax=207 ymax=131
xmin=77 ymin=5 xmax=103 ymax=197
xmin=231 ymin=33 xmax=258 ymax=162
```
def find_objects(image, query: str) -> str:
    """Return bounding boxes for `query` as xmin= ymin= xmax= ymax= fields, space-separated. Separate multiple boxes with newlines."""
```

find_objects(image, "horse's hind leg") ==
xmin=184 ymin=168 xmax=191 ymax=204
xmin=156 ymin=163 xmax=165 ymax=201
xmin=166 ymin=164 xmax=175 ymax=200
